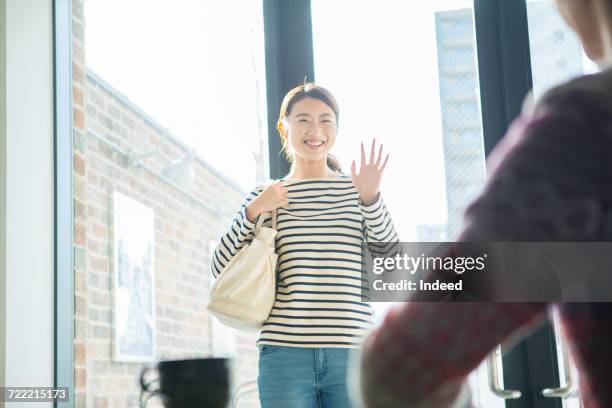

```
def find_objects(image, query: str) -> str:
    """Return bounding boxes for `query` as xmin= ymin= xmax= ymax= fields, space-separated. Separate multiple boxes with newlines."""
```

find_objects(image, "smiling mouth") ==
xmin=304 ymin=140 xmax=325 ymax=147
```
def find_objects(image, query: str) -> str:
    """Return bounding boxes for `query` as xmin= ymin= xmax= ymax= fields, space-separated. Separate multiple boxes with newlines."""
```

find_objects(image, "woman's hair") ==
xmin=277 ymin=82 xmax=342 ymax=173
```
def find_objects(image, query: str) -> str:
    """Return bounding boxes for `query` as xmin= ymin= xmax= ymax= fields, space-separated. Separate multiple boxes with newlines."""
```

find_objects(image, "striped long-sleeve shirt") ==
xmin=211 ymin=175 xmax=399 ymax=348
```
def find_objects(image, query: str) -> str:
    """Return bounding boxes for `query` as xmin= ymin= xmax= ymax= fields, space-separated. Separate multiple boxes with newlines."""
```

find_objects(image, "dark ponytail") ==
xmin=327 ymin=154 xmax=342 ymax=173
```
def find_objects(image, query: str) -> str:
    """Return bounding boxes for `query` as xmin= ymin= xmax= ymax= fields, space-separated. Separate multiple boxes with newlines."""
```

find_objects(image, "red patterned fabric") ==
xmin=360 ymin=69 xmax=612 ymax=407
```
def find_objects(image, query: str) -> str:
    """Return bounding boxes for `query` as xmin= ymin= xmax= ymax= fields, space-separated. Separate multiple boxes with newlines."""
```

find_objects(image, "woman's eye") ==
xmin=298 ymin=119 xmax=309 ymax=123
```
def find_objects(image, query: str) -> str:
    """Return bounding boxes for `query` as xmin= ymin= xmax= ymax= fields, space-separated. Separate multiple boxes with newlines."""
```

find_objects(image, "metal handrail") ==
xmin=541 ymin=339 xmax=575 ymax=398
xmin=487 ymin=346 xmax=522 ymax=400
xmin=542 ymin=311 xmax=578 ymax=399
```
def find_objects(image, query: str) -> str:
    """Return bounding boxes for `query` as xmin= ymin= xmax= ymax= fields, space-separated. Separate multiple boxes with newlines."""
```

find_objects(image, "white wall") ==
xmin=2 ymin=0 xmax=55 ymax=406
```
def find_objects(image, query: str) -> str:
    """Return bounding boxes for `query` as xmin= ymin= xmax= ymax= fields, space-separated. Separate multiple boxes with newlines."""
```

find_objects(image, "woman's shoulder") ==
xmin=521 ymin=69 xmax=612 ymax=156
xmin=242 ymin=183 xmax=267 ymax=199
xmin=537 ymin=69 xmax=612 ymax=118
xmin=278 ymin=172 xmax=351 ymax=182
xmin=486 ymin=71 xmax=612 ymax=181
xmin=248 ymin=177 xmax=307 ymax=195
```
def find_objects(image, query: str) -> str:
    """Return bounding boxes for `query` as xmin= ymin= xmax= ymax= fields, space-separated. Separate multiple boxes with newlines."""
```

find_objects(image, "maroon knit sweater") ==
xmin=360 ymin=68 xmax=612 ymax=407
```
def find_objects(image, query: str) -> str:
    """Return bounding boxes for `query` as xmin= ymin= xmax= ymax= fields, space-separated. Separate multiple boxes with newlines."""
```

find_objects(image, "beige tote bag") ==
xmin=207 ymin=209 xmax=278 ymax=331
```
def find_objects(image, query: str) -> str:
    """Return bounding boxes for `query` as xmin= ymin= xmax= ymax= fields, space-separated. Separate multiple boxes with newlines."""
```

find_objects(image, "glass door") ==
xmin=311 ymin=1 xmax=505 ymax=406
xmin=525 ymin=1 xmax=595 ymax=406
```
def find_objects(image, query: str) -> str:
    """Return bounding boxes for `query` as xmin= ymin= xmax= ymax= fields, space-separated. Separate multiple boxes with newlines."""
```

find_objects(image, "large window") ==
xmin=311 ymin=0 xmax=485 ymax=243
xmin=527 ymin=0 xmax=598 ymax=98
xmin=75 ymin=1 xmax=268 ymax=406
xmin=51 ymin=0 xmax=596 ymax=406
xmin=85 ymin=0 xmax=269 ymax=189
xmin=311 ymin=2 xmax=508 ymax=406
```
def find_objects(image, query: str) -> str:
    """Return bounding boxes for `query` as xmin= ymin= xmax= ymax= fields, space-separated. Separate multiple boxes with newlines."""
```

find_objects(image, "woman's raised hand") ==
xmin=245 ymin=181 xmax=289 ymax=222
xmin=350 ymin=139 xmax=389 ymax=206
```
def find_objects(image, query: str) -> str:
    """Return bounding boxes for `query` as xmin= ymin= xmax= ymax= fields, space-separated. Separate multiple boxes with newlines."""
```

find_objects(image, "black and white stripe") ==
xmin=211 ymin=176 xmax=399 ymax=348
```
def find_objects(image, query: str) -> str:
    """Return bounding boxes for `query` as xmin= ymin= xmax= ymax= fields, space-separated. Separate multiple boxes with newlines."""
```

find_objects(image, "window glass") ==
xmin=312 ymin=0 xmax=486 ymax=245
xmin=526 ymin=2 xmax=592 ymax=405
xmin=76 ymin=1 xmax=267 ymax=405
xmin=527 ymin=0 xmax=598 ymax=98
xmin=312 ymin=2 xmax=502 ymax=406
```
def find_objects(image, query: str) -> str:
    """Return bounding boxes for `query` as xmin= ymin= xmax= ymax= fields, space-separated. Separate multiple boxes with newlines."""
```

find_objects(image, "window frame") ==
xmin=263 ymin=0 xmax=315 ymax=179
xmin=53 ymin=0 xmax=75 ymax=406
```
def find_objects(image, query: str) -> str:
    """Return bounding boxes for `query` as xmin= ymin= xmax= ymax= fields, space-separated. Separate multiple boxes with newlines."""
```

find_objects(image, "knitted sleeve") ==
xmin=358 ymin=82 xmax=611 ymax=407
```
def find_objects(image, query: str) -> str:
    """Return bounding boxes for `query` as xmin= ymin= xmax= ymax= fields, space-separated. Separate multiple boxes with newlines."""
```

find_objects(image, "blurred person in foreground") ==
xmin=352 ymin=0 xmax=612 ymax=407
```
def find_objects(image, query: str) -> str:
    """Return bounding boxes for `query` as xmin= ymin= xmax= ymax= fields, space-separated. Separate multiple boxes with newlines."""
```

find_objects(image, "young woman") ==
xmin=211 ymin=83 xmax=399 ymax=407
xmin=356 ymin=0 xmax=612 ymax=407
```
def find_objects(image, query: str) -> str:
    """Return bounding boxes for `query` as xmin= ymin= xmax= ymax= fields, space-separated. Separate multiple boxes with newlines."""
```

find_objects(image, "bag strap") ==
xmin=254 ymin=207 xmax=277 ymax=231
xmin=271 ymin=208 xmax=277 ymax=230
xmin=254 ymin=179 xmax=279 ymax=231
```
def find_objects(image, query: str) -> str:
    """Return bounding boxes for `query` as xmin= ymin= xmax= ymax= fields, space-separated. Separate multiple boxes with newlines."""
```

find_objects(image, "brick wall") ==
xmin=72 ymin=1 xmax=262 ymax=406
xmin=72 ymin=0 xmax=88 ymax=405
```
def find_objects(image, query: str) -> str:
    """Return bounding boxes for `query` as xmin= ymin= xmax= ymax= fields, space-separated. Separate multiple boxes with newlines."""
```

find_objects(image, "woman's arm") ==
xmin=351 ymin=139 xmax=400 ymax=255
xmin=357 ymin=85 xmax=610 ymax=407
xmin=359 ymin=193 xmax=401 ymax=259
xmin=211 ymin=181 xmax=289 ymax=278
xmin=210 ymin=185 xmax=264 ymax=279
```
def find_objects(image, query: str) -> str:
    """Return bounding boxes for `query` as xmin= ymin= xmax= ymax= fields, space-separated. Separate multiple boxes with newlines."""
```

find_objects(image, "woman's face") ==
xmin=281 ymin=97 xmax=338 ymax=165
xmin=555 ymin=0 xmax=604 ymax=63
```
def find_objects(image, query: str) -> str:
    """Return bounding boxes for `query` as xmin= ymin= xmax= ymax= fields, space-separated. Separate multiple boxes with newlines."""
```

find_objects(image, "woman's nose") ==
xmin=307 ymin=122 xmax=323 ymax=135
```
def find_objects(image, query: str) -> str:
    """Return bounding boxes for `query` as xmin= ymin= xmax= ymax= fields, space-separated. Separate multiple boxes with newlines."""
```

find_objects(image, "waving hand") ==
xmin=350 ymin=139 xmax=389 ymax=205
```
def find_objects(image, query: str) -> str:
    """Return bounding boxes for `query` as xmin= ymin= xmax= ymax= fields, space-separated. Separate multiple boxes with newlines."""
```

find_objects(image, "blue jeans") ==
xmin=257 ymin=345 xmax=354 ymax=408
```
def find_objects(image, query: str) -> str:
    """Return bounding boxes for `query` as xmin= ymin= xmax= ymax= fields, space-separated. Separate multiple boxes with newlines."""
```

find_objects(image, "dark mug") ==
xmin=139 ymin=358 xmax=231 ymax=408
